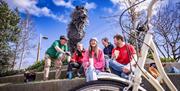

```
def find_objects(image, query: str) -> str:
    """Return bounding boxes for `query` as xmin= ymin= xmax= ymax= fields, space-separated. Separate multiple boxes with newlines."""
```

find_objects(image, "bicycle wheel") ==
xmin=71 ymin=79 xmax=130 ymax=91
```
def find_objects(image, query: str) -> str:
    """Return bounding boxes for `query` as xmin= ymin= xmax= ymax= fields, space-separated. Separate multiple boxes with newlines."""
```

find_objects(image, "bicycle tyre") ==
xmin=71 ymin=79 xmax=131 ymax=91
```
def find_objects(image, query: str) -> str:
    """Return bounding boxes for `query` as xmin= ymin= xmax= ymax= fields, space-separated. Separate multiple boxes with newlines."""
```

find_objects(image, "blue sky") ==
xmin=6 ymin=0 xmax=123 ymax=68
xmin=32 ymin=0 xmax=120 ymax=60
xmin=5 ymin=0 xmax=175 ymax=69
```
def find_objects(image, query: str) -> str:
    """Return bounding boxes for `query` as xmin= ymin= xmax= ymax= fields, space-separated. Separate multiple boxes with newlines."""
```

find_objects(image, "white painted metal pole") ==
xmin=132 ymin=32 xmax=153 ymax=91
xmin=150 ymin=41 xmax=177 ymax=91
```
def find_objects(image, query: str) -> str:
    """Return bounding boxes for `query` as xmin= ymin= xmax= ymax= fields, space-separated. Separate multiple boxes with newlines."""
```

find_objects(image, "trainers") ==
xmin=105 ymin=68 xmax=111 ymax=73
xmin=43 ymin=77 xmax=48 ymax=81
xmin=77 ymin=72 xmax=82 ymax=77
xmin=67 ymin=71 xmax=73 ymax=79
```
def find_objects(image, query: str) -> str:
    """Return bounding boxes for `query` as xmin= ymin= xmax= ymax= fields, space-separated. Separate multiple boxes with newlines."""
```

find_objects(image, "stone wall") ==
xmin=0 ymin=74 xmax=180 ymax=91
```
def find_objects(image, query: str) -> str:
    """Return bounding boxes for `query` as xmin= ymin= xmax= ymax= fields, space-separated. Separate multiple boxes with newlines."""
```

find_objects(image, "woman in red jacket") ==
xmin=66 ymin=43 xmax=85 ymax=79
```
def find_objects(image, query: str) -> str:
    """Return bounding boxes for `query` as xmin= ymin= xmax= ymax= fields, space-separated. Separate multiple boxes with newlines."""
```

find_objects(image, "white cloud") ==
xmin=53 ymin=0 xmax=75 ymax=9
xmin=53 ymin=0 xmax=97 ymax=10
xmin=103 ymin=7 xmax=113 ymax=14
xmin=85 ymin=2 xmax=97 ymax=10
xmin=109 ymin=0 xmax=166 ymax=16
xmin=6 ymin=0 xmax=68 ymax=23
xmin=110 ymin=0 xmax=121 ymax=5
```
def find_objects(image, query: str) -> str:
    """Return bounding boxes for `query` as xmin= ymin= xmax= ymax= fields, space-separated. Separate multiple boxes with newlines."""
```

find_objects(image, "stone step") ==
xmin=0 ymin=74 xmax=180 ymax=91
xmin=0 ymin=78 xmax=86 ymax=91
xmin=1 ymin=62 xmax=180 ymax=84
xmin=0 ymin=66 xmax=77 ymax=84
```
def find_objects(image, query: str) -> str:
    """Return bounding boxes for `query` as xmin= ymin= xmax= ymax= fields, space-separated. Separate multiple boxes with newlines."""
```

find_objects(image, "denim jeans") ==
xmin=67 ymin=62 xmax=83 ymax=74
xmin=105 ymin=58 xmax=110 ymax=69
xmin=66 ymin=62 xmax=84 ymax=79
xmin=85 ymin=66 xmax=101 ymax=82
xmin=104 ymin=55 xmax=112 ymax=69
xmin=109 ymin=60 xmax=129 ymax=79
xmin=167 ymin=67 xmax=180 ymax=73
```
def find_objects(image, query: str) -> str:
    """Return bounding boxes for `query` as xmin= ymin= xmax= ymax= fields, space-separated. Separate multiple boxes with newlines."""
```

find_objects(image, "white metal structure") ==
xmin=97 ymin=0 xmax=178 ymax=91
xmin=97 ymin=31 xmax=177 ymax=91
xmin=74 ymin=0 xmax=178 ymax=91
xmin=133 ymin=31 xmax=177 ymax=91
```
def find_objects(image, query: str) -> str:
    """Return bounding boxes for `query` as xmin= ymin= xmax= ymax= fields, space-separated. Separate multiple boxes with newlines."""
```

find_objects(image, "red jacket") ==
xmin=83 ymin=48 xmax=105 ymax=71
xmin=71 ymin=50 xmax=85 ymax=63
xmin=112 ymin=44 xmax=136 ymax=65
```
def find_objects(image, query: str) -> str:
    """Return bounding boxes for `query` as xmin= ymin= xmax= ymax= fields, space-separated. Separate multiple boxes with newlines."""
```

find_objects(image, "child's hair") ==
xmin=88 ymin=39 xmax=98 ymax=59
xmin=113 ymin=34 xmax=124 ymax=41
xmin=102 ymin=37 xmax=109 ymax=42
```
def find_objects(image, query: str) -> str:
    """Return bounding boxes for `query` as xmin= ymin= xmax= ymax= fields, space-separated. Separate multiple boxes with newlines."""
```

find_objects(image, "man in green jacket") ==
xmin=44 ymin=35 xmax=71 ymax=80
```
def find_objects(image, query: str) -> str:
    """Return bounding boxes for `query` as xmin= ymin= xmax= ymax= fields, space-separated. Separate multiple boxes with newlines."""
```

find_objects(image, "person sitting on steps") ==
xmin=108 ymin=34 xmax=137 ymax=79
xmin=83 ymin=37 xmax=105 ymax=82
xmin=101 ymin=37 xmax=114 ymax=72
xmin=43 ymin=35 xmax=71 ymax=81
xmin=66 ymin=42 xmax=85 ymax=79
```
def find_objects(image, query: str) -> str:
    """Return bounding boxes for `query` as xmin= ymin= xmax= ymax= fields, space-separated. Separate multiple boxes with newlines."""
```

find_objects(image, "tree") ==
xmin=0 ymin=1 xmax=21 ymax=72
xmin=103 ymin=0 xmax=144 ymax=55
xmin=12 ymin=11 xmax=36 ymax=70
xmin=120 ymin=0 xmax=141 ymax=54
xmin=153 ymin=1 xmax=180 ymax=61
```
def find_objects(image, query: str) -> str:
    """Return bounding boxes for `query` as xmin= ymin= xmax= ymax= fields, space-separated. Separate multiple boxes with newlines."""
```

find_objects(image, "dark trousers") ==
xmin=67 ymin=62 xmax=84 ymax=74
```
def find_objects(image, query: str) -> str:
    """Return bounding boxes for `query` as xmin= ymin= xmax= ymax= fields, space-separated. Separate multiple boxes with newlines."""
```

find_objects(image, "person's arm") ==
xmin=82 ymin=50 xmax=90 ymax=70
xmin=124 ymin=54 xmax=137 ymax=70
xmin=71 ymin=52 xmax=77 ymax=62
xmin=99 ymin=49 xmax=105 ymax=69
xmin=123 ymin=45 xmax=137 ymax=73
xmin=53 ymin=41 xmax=65 ymax=54
xmin=103 ymin=48 xmax=105 ymax=54
xmin=64 ymin=45 xmax=71 ymax=56
xmin=55 ymin=46 xmax=65 ymax=54
xmin=64 ymin=45 xmax=69 ymax=52
xmin=109 ymin=44 xmax=114 ymax=58
xmin=110 ymin=44 xmax=114 ymax=51
xmin=123 ymin=54 xmax=137 ymax=73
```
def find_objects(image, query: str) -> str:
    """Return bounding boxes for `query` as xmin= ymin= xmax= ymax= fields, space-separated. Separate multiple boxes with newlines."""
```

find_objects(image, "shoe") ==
xmin=43 ymin=77 xmax=48 ymax=81
xmin=77 ymin=72 xmax=81 ymax=77
xmin=67 ymin=71 xmax=73 ymax=79
xmin=105 ymin=68 xmax=111 ymax=73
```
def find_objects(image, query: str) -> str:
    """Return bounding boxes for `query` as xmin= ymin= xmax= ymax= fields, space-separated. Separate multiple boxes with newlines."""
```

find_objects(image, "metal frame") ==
xmin=96 ymin=0 xmax=177 ymax=91
xmin=97 ymin=32 xmax=177 ymax=91
xmin=132 ymin=32 xmax=177 ymax=91
xmin=131 ymin=0 xmax=177 ymax=90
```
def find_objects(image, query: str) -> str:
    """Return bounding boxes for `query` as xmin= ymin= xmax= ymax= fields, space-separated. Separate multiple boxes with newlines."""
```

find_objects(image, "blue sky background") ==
xmin=5 ymin=0 xmax=177 ymax=69
xmin=33 ymin=0 xmax=120 ymax=62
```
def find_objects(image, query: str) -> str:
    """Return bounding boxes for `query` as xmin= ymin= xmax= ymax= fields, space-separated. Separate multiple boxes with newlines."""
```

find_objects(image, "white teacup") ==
xmin=89 ymin=58 xmax=94 ymax=66
xmin=114 ymin=50 xmax=119 ymax=59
